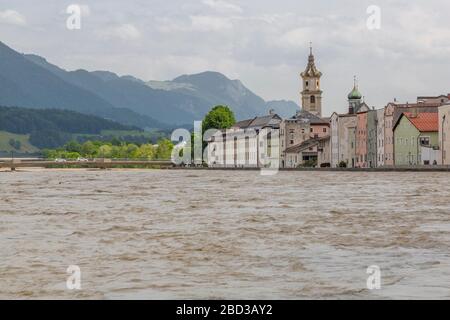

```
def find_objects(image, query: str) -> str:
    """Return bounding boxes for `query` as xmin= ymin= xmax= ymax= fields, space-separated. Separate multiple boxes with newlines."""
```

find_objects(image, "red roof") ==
xmin=404 ymin=112 xmax=438 ymax=132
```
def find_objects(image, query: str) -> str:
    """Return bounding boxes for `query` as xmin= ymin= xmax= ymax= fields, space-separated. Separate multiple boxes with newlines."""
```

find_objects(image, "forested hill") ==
xmin=0 ymin=106 xmax=138 ymax=134
xmin=0 ymin=106 xmax=141 ymax=150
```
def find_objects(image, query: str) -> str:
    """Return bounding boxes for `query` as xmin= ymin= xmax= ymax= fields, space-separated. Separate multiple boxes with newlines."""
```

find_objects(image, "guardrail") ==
xmin=0 ymin=159 xmax=173 ymax=170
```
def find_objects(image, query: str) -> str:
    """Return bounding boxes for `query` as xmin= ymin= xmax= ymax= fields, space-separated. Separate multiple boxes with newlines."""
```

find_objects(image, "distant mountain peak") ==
xmin=1 ymin=40 xmax=299 ymax=126
xmin=91 ymin=70 xmax=120 ymax=82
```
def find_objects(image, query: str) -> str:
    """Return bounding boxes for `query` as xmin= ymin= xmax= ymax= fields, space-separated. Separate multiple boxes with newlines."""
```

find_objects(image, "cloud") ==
xmin=190 ymin=15 xmax=233 ymax=31
xmin=5 ymin=0 xmax=450 ymax=113
xmin=278 ymin=27 xmax=311 ymax=49
xmin=97 ymin=24 xmax=141 ymax=40
xmin=202 ymin=0 xmax=243 ymax=13
xmin=0 ymin=9 xmax=26 ymax=26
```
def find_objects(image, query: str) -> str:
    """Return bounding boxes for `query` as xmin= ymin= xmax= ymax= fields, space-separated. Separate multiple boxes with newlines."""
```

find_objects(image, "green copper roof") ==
xmin=348 ymin=86 xmax=362 ymax=100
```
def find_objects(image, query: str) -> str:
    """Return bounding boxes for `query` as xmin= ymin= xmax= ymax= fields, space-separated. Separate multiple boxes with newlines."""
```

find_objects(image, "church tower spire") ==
xmin=348 ymin=76 xmax=363 ymax=114
xmin=301 ymin=43 xmax=323 ymax=117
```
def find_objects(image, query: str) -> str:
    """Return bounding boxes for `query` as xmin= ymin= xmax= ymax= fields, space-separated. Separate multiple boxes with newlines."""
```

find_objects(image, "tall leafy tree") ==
xmin=202 ymin=105 xmax=236 ymax=133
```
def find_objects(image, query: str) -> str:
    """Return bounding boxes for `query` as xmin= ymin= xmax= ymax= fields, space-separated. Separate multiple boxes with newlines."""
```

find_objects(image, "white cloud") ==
xmin=278 ymin=27 xmax=311 ymax=49
xmin=0 ymin=9 xmax=27 ymax=26
xmin=5 ymin=0 xmax=450 ymax=113
xmin=203 ymin=0 xmax=243 ymax=13
xmin=190 ymin=15 xmax=233 ymax=31
xmin=97 ymin=24 xmax=141 ymax=40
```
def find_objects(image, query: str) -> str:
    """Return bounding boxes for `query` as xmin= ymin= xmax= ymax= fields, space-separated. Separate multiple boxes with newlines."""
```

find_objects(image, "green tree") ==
xmin=155 ymin=139 xmax=174 ymax=160
xmin=98 ymin=145 xmax=112 ymax=158
xmin=81 ymin=141 xmax=97 ymax=157
xmin=65 ymin=141 xmax=82 ymax=153
xmin=202 ymin=105 xmax=236 ymax=133
xmin=137 ymin=144 xmax=156 ymax=160
xmin=63 ymin=152 xmax=80 ymax=160
xmin=126 ymin=144 xmax=139 ymax=159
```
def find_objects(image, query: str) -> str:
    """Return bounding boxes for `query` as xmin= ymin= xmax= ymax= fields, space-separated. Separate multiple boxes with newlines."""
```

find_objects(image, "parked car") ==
xmin=77 ymin=157 xmax=89 ymax=162
xmin=54 ymin=158 xmax=67 ymax=163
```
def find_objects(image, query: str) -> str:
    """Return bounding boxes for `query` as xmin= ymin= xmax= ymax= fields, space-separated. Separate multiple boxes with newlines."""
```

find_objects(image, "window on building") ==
xmin=290 ymin=140 xmax=294 ymax=145
xmin=310 ymin=96 xmax=316 ymax=104
xmin=420 ymin=137 xmax=430 ymax=146
xmin=306 ymin=81 xmax=309 ymax=87
xmin=310 ymin=128 xmax=313 ymax=133
xmin=323 ymin=128 xmax=327 ymax=133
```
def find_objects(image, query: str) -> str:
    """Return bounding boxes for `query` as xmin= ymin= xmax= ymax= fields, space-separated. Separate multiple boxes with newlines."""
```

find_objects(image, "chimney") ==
xmin=269 ymin=109 xmax=275 ymax=115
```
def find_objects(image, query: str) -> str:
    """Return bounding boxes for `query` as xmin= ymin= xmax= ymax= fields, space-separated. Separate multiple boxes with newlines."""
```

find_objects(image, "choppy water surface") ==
xmin=1 ymin=169 xmax=450 ymax=299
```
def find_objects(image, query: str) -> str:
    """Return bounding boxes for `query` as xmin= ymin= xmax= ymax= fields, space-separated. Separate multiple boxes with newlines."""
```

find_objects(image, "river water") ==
xmin=1 ymin=169 xmax=450 ymax=299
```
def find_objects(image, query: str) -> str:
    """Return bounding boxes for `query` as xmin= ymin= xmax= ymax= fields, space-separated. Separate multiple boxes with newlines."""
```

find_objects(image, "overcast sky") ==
xmin=1 ymin=0 xmax=449 ymax=116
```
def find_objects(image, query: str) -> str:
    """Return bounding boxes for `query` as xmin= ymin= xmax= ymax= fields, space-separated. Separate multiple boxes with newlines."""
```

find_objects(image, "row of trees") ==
xmin=42 ymin=139 xmax=174 ymax=160
xmin=40 ymin=105 xmax=237 ymax=162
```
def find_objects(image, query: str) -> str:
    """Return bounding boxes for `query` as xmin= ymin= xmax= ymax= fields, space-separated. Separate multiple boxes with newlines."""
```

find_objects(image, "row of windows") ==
xmin=396 ymin=136 xmax=430 ymax=146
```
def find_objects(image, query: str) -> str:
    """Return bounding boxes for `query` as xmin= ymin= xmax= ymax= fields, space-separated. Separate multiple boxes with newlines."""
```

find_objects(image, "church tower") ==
xmin=301 ymin=44 xmax=323 ymax=117
xmin=348 ymin=76 xmax=363 ymax=114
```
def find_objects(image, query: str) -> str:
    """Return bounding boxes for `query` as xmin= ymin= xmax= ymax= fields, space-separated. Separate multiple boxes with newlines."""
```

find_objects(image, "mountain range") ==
xmin=0 ymin=41 xmax=299 ymax=129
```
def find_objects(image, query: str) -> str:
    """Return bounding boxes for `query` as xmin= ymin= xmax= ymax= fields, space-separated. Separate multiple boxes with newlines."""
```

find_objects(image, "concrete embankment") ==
xmin=172 ymin=166 xmax=450 ymax=172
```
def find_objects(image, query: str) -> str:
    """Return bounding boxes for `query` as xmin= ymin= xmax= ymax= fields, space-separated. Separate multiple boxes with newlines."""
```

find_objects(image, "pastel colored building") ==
xmin=439 ymin=103 xmax=450 ymax=165
xmin=384 ymin=103 xmax=396 ymax=166
xmin=393 ymin=112 xmax=439 ymax=166
xmin=317 ymin=136 xmax=331 ymax=167
xmin=367 ymin=109 xmax=378 ymax=168
xmin=330 ymin=113 xmax=357 ymax=168
xmin=355 ymin=111 xmax=368 ymax=168
xmin=376 ymin=108 xmax=385 ymax=167
xmin=280 ymin=110 xmax=329 ymax=168
xmin=330 ymin=79 xmax=369 ymax=168
xmin=384 ymin=101 xmax=441 ymax=166
xmin=284 ymin=136 xmax=329 ymax=168
xmin=417 ymin=94 xmax=450 ymax=105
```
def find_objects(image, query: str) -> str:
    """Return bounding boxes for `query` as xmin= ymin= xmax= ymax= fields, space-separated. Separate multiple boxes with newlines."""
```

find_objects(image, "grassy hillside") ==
xmin=0 ymin=131 xmax=40 ymax=153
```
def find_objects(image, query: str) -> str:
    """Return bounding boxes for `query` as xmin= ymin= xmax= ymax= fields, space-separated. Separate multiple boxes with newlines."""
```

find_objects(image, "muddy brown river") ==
xmin=1 ymin=169 xmax=449 ymax=299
